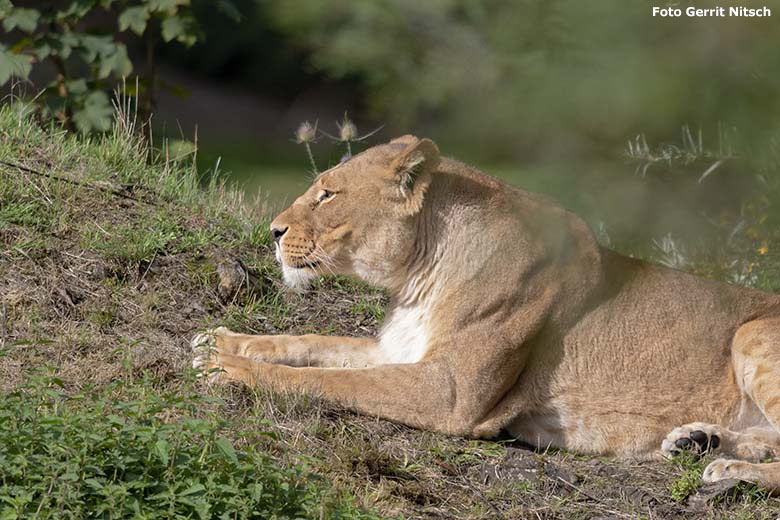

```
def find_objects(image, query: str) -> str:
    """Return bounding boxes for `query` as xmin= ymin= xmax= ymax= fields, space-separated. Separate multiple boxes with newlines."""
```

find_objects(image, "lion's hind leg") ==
xmin=698 ymin=317 xmax=780 ymax=492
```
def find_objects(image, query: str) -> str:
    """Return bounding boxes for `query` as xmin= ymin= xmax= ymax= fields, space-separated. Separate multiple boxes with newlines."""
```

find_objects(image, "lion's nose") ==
xmin=271 ymin=226 xmax=288 ymax=243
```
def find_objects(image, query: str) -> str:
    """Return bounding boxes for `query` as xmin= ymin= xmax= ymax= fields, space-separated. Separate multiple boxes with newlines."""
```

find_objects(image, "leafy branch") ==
xmin=0 ymin=0 xmax=239 ymax=132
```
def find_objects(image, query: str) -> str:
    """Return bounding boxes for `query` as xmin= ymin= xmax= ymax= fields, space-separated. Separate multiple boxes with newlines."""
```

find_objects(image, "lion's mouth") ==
xmin=293 ymin=259 xmax=321 ymax=269
xmin=278 ymin=257 xmax=319 ymax=290
xmin=275 ymin=243 xmax=321 ymax=270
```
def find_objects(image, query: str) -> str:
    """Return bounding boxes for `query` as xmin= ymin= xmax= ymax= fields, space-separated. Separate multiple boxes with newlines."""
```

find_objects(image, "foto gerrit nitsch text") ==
xmin=653 ymin=6 xmax=771 ymax=17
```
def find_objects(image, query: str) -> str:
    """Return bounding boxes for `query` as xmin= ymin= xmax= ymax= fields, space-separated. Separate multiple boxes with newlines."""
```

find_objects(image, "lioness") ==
xmin=193 ymin=135 xmax=780 ymax=490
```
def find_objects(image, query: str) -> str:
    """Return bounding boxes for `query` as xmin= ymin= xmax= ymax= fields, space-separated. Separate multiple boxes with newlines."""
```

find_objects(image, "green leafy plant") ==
xmin=666 ymin=451 xmax=705 ymax=502
xmin=0 ymin=369 xmax=377 ymax=518
xmin=0 ymin=0 xmax=239 ymax=132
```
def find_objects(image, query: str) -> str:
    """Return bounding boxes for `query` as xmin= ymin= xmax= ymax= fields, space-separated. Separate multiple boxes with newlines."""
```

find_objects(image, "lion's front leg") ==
xmin=192 ymin=347 xmax=476 ymax=436
xmin=191 ymin=327 xmax=382 ymax=368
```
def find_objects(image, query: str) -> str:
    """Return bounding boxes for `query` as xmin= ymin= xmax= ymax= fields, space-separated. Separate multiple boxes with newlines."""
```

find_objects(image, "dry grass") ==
xmin=2 ymin=99 xmax=780 ymax=518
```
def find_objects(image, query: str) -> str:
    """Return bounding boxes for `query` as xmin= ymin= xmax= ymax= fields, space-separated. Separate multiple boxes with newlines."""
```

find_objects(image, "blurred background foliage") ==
xmin=3 ymin=0 xmax=780 ymax=287
xmin=0 ymin=0 xmax=219 ymax=132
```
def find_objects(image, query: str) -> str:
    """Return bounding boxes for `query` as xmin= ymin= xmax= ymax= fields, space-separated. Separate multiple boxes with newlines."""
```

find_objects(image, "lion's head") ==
xmin=270 ymin=135 xmax=440 ymax=290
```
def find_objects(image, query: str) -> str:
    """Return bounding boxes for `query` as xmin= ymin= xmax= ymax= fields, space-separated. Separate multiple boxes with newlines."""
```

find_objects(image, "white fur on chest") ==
xmin=379 ymin=305 xmax=429 ymax=364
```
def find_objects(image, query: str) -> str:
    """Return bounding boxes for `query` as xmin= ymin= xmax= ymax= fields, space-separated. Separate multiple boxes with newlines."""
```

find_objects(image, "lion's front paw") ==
xmin=661 ymin=422 xmax=723 ymax=457
xmin=190 ymin=327 xmax=231 ymax=381
xmin=702 ymin=458 xmax=743 ymax=483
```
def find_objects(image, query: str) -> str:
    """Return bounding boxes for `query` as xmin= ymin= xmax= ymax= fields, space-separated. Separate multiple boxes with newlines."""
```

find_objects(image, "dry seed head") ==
xmin=337 ymin=114 xmax=357 ymax=142
xmin=295 ymin=121 xmax=317 ymax=143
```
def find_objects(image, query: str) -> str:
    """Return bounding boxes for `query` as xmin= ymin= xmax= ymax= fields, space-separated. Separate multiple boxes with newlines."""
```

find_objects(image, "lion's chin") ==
xmin=281 ymin=264 xmax=317 ymax=291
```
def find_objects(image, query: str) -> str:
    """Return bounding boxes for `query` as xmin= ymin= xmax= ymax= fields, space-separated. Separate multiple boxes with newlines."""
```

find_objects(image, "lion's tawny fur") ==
xmin=194 ymin=136 xmax=780 ymax=490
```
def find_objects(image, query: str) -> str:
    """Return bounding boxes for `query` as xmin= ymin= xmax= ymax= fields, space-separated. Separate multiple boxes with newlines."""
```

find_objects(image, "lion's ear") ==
xmin=389 ymin=134 xmax=419 ymax=146
xmin=390 ymin=138 xmax=440 ymax=199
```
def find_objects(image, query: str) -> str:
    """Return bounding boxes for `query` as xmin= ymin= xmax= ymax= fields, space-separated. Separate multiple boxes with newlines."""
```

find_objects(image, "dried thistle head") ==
xmin=337 ymin=113 xmax=357 ymax=142
xmin=295 ymin=120 xmax=317 ymax=144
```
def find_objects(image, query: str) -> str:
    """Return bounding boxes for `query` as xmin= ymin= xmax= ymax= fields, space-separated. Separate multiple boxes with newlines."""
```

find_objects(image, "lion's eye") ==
xmin=317 ymin=190 xmax=335 ymax=203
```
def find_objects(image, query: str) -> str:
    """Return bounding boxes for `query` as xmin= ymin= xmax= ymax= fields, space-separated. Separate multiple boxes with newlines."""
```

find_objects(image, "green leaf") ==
xmin=65 ymin=78 xmax=88 ymax=95
xmin=48 ymin=377 xmax=66 ymax=388
xmin=56 ymin=1 xmax=97 ymax=21
xmin=167 ymin=139 xmax=197 ymax=161
xmin=214 ymin=437 xmax=237 ymax=464
xmin=106 ymin=414 xmax=125 ymax=426
xmin=84 ymin=478 xmax=104 ymax=490
xmin=119 ymin=6 xmax=149 ymax=35
xmin=55 ymin=32 xmax=79 ymax=59
xmin=147 ymin=0 xmax=189 ymax=15
xmin=2 ymin=8 xmax=40 ymax=33
xmin=161 ymin=15 xmax=198 ymax=46
xmin=0 ymin=0 xmax=13 ymax=18
xmin=0 ymin=45 xmax=32 ymax=87
xmin=72 ymin=90 xmax=113 ymax=133
xmin=79 ymin=34 xmax=113 ymax=63
xmin=178 ymin=483 xmax=205 ymax=496
xmin=216 ymin=0 xmax=241 ymax=22
xmin=33 ymin=41 xmax=51 ymax=61
xmin=97 ymin=42 xmax=132 ymax=78
xmin=79 ymin=35 xmax=132 ymax=79
xmin=154 ymin=439 xmax=170 ymax=466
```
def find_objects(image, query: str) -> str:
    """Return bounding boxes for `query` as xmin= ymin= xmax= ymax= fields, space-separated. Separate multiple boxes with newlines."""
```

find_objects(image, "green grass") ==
xmin=667 ymin=451 xmax=706 ymax=502
xmin=350 ymin=299 xmax=385 ymax=324
xmin=0 ymin=368 xmax=374 ymax=519
xmin=81 ymin=212 xmax=214 ymax=264
xmin=221 ymin=292 xmax=291 ymax=333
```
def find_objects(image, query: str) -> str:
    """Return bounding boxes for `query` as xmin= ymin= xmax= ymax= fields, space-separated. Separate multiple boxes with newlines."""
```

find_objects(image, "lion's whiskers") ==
xmin=311 ymin=246 xmax=337 ymax=276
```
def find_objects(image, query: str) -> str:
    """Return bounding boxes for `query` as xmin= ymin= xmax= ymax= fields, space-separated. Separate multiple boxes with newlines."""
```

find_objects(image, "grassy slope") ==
xmin=1 ymin=100 xmax=780 ymax=519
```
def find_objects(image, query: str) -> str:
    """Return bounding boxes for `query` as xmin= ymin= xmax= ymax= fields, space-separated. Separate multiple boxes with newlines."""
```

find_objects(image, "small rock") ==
xmin=215 ymin=257 xmax=263 ymax=302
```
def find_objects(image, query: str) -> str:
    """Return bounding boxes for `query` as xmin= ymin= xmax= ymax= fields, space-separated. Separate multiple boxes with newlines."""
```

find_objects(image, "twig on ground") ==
xmin=1 ymin=302 xmax=6 ymax=349
xmin=136 ymin=252 xmax=157 ymax=289
xmin=0 ymin=159 xmax=158 ymax=206
xmin=555 ymin=476 xmax=633 ymax=518
xmin=17 ymin=168 xmax=53 ymax=205
xmin=470 ymin=481 xmax=508 ymax=520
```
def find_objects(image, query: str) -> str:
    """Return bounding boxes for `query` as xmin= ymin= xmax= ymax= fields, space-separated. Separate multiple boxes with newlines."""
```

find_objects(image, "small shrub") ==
xmin=667 ymin=451 xmax=705 ymax=502
xmin=0 ymin=0 xmax=240 ymax=132
xmin=0 ymin=370 xmax=378 ymax=519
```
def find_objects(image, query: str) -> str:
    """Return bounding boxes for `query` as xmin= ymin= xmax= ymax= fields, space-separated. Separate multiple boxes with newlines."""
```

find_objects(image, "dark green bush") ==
xmin=0 ymin=370 xmax=376 ymax=519
xmin=0 ymin=0 xmax=239 ymax=132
